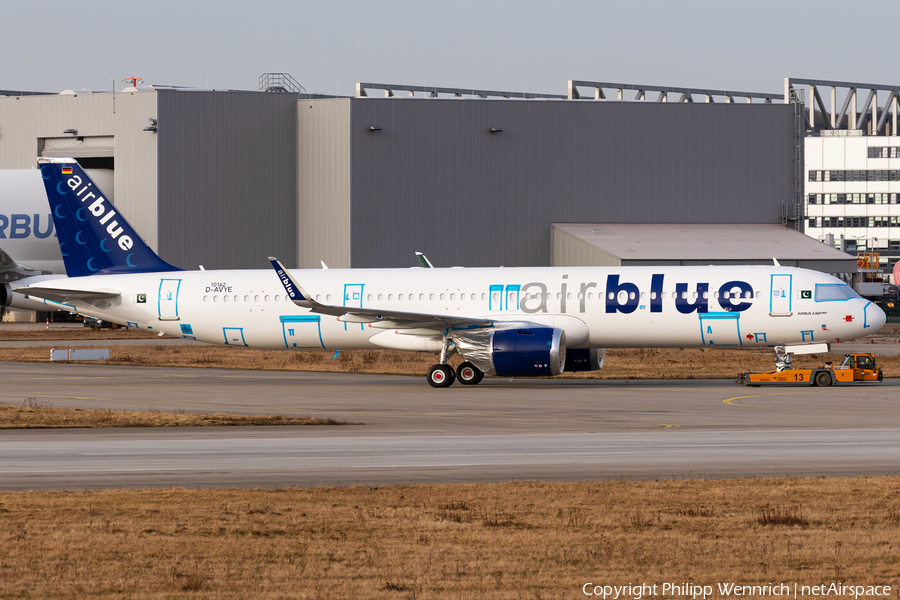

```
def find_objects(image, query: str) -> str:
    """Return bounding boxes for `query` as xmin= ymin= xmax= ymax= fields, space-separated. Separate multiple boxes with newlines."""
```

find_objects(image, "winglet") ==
xmin=773 ymin=257 xmax=781 ymax=267
xmin=269 ymin=257 xmax=311 ymax=305
xmin=415 ymin=252 xmax=434 ymax=268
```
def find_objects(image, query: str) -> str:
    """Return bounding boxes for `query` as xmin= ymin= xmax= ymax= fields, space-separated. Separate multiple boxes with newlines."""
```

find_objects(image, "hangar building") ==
xmin=0 ymin=77 xmax=851 ymax=276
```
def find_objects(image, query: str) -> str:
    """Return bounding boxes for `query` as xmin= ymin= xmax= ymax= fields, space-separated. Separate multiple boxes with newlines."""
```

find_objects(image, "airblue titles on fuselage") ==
xmin=518 ymin=275 xmax=754 ymax=314
xmin=0 ymin=214 xmax=55 ymax=239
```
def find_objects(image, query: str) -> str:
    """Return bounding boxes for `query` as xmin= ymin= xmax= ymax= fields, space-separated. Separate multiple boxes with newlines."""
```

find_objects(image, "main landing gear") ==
xmin=426 ymin=338 xmax=484 ymax=388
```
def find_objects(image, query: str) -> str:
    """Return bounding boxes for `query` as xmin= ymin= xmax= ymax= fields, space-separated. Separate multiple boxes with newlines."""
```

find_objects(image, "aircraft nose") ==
xmin=869 ymin=301 xmax=887 ymax=332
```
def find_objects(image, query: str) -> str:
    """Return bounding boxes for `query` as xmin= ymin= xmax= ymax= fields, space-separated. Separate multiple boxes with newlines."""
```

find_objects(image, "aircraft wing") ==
xmin=13 ymin=284 xmax=121 ymax=303
xmin=269 ymin=257 xmax=493 ymax=330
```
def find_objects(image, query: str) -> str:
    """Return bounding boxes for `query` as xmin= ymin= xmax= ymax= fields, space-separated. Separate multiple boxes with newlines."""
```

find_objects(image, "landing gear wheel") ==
xmin=814 ymin=371 xmax=832 ymax=387
xmin=456 ymin=362 xmax=484 ymax=385
xmin=427 ymin=364 xmax=455 ymax=388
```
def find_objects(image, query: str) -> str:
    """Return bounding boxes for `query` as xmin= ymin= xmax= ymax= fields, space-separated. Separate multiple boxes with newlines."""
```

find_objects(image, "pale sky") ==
xmin=3 ymin=0 xmax=897 ymax=97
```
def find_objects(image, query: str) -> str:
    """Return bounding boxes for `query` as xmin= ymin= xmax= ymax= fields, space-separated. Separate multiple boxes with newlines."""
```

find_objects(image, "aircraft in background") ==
xmin=12 ymin=158 xmax=886 ymax=387
xmin=0 ymin=167 xmax=111 ymax=313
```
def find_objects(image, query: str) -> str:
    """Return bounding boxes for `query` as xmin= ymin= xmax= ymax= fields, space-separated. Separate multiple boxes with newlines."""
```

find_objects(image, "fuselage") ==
xmin=25 ymin=265 xmax=884 ymax=351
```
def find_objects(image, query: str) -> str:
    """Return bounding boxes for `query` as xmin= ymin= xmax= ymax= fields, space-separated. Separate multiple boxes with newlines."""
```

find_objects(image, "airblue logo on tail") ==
xmin=39 ymin=158 xmax=181 ymax=277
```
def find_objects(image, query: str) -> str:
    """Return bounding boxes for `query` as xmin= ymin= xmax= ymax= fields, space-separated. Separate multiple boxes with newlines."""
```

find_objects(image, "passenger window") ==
xmin=628 ymin=292 xmax=635 ymax=300
xmin=213 ymin=295 xmax=219 ymax=303
xmin=681 ymin=292 xmax=687 ymax=300
xmin=388 ymin=294 xmax=393 ymax=301
xmin=265 ymin=295 xmax=271 ymax=302
xmin=377 ymin=294 xmax=383 ymax=301
xmin=702 ymin=291 xmax=708 ymax=299
xmin=618 ymin=291 xmax=628 ymax=303
xmin=440 ymin=293 xmax=446 ymax=301
xmin=461 ymin=293 xmax=467 ymax=301
xmin=367 ymin=294 xmax=373 ymax=301
xmin=481 ymin=293 xmax=486 ymax=300
xmin=326 ymin=294 xmax=332 ymax=302
xmin=419 ymin=293 xmax=424 ymax=301
xmin=429 ymin=293 xmax=435 ymax=301
xmin=203 ymin=295 xmax=209 ymax=303
xmin=234 ymin=295 xmax=240 ymax=302
xmin=608 ymin=292 xmax=614 ymax=300
xmin=223 ymin=295 xmax=230 ymax=303
xmin=243 ymin=295 xmax=249 ymax=302
xmin=254 ymin=295 xmax=259 ymax=302
xmin=650 ymin=292 xmax=656 ymax=300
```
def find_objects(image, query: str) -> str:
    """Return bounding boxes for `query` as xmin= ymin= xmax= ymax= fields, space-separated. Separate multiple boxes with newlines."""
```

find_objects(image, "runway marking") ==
xmin=723 ymin=391 xmax=900 ymax=414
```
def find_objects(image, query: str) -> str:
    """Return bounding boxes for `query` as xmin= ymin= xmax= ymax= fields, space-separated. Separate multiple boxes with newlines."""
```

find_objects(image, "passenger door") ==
xmin=158 ymin=279 xmax=181 ymax=321
xmin=769 ymin=274 xmax=792 ymax=316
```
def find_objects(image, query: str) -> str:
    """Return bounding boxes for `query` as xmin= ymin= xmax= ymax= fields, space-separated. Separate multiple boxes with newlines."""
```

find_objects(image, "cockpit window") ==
xmin=815 ymin=284 xmax=858 ymax=302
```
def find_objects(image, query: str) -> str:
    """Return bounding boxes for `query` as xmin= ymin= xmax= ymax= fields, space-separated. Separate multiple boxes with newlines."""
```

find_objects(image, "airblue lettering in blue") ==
xmin=718 ymin=280 xmax=754 ymax=312
xmin=675 ymin=282 xmax=709 ymax=314
xmin=605 ymin=275 xmax=640 ymax=314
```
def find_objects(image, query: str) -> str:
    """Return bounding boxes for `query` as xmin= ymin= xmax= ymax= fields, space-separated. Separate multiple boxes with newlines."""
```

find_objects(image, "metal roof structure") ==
xmin=567 ymin=80 xmax=783 ymax=103
xmin=551 ymin=223 xmax=858 ymax=272
xmin=786 ymin=77 xmax=900 ymax=136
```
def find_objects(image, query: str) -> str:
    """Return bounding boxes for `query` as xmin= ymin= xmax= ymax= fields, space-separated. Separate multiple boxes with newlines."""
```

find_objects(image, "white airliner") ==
xmin=8 ymin=157 xmax=886 ymax=387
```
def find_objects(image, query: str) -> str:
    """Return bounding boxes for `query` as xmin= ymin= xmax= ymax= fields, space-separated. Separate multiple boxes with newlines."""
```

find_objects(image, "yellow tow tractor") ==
xmin=737 ymin=353 xmax=883 ymax=387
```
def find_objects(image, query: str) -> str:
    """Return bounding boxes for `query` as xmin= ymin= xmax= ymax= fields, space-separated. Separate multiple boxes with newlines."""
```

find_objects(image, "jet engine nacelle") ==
xmin=0 ymin=283 xmax=59 ymax=312
xmin=564 ymin=348 xmax=606 ymax=372
xmin=490 ymin=327 xmax=566 ymax=377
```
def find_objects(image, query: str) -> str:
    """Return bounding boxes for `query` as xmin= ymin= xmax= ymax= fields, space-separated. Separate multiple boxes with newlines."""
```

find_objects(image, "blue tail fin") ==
xmin=38 ymin=158 xmax=181 ymax=277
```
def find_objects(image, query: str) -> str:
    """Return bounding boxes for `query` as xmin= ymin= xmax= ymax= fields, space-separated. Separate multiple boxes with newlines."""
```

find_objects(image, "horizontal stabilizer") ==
xmin=14 ymin=285 xmax=120 ymax=303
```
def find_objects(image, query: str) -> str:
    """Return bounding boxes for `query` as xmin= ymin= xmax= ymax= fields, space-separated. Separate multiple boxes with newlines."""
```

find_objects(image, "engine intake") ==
xmin=490 ymin=327 xmax=566 ymax=377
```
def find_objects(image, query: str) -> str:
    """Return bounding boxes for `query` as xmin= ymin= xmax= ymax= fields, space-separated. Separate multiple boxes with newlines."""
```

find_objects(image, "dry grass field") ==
xmin=1 ymin=477 xmax=898 ymax=599
xmin=1 ymin=343 xmax=898 ymax=381
xmin=0 ymin=398 xmax=346 ymax=428
xmin=0 ymin=328 xmax=160 ymax=341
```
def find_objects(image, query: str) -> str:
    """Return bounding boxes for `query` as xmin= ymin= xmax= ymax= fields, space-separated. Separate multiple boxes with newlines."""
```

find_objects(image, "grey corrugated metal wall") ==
xmin=156 ymin=91 xmax=298 ymax=269
xmin=347 ymin=99 xmax=795 ymax=268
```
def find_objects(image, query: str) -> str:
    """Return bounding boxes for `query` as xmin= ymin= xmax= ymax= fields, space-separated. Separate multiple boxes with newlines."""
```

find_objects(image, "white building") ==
xmin=791 ymin=78 xmax=900 ymax=283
